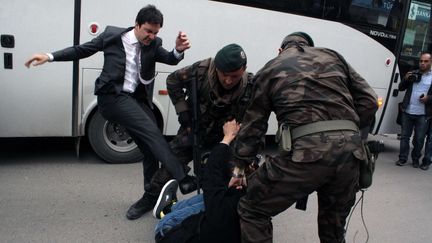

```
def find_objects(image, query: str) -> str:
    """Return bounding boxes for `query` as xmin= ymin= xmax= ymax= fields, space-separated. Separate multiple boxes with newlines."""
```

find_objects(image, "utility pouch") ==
xmin=359 ymin=140 xmax=382 ymax=189
xmin=275 ymin=123 xmax=292 ymax=152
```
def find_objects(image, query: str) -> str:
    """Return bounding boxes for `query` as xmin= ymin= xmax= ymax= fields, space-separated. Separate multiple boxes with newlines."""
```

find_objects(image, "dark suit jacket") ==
xmin=52 ymin=26 xmax=183 ymax=106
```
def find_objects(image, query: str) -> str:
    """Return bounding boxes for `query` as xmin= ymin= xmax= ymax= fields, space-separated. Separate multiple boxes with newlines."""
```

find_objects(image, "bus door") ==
xmin=398 ymin=0 xmax=432 ymax=76
xmin=0 ymin=0 xmax=75 ymax=137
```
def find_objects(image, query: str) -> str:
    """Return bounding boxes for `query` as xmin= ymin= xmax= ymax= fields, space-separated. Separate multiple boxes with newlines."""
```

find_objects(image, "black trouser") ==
xmin=97 ymin=93 xmax=186 ymax=195
xmin=147 ymin=125 xmax=221 ymax=194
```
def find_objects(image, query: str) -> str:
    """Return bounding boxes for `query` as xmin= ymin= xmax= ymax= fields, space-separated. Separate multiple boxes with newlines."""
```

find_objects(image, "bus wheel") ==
xmin=88 ymin=111 xmax=143 ymax=164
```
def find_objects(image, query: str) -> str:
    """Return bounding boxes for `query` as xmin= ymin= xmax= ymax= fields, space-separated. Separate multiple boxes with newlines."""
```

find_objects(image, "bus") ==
xmin=1 ymin=0 xmax=430 ymax=163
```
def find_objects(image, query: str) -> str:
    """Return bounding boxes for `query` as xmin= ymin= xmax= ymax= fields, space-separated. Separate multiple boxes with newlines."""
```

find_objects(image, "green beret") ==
xmin=214 ymin=44 xmax=247 ymax=72
xmin=281 ymin=32 xmax=314 ymax=48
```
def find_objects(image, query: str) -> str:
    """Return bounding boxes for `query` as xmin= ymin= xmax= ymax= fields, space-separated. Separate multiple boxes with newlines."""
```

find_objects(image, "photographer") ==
xmin=396 ymin=52 xmax=432 ymax=168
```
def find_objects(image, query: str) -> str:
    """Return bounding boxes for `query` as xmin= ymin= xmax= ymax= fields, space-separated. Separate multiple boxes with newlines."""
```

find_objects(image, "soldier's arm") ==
xmin=233 ymin=70 xmax=272 ymax=166
xmin=347 ymin=63 xmax=379 ymax=128
xmin=166 ymin=60 xmax=203 ymax=114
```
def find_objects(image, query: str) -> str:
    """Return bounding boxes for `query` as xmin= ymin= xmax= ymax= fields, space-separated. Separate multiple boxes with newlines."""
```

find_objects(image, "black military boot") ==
xmin=178 ymin=175 xmax=197 ymax=194
xmin=126 ymin=193 xmax=157 ymax=220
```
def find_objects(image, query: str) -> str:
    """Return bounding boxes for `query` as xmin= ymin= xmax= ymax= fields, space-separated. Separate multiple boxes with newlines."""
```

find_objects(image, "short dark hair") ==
xmin=135 ymin=5 xmax=163 ymax=27
xmin=420 ymin=52 xmax=432 ymax=59
xmin=280 ymin=32 xmax=314 ymax=50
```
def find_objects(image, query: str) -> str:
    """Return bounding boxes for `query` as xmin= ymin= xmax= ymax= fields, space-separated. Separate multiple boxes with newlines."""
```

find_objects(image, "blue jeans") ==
xmin=399 ymin=112 xmax=428 ymax=162
xmin=155 ymin=194 xmax=205 ymax=237
xmin=423 ymin=121 xmax=432 ymax=164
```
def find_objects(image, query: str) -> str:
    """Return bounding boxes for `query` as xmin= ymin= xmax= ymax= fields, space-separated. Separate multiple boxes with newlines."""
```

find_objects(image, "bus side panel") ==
xmin=78 ymin=0 xmax=395 ymax=135
xmin=0 ymin=0 xmax=75 ymax=137
xmin=78 ymin=0 xmax=291 ymax=135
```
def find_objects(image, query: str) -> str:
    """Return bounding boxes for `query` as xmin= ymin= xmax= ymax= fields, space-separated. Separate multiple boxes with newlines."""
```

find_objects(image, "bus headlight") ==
xmin=377 ymin=97 xmax=383 ymax=107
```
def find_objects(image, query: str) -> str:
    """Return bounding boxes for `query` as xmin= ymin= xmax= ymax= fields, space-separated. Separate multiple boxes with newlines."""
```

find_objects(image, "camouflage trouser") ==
xmin=238 ymin=131 xmax=361 ymax=243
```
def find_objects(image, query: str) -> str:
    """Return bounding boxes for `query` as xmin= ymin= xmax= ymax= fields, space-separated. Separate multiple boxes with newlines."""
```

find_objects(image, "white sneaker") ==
xmin=152 ymin=179 xmax=178 ymax=219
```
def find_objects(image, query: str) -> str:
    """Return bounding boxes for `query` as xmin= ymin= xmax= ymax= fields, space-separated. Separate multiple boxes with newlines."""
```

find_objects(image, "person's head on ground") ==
xmin=279 ymin=31 xmax=314 ymax=54
xmin=134 ymin=5 xmax=163 ymax=45
xmin=419 ymin=52 xmax=432 ymax=73
xmin=214 ymin=44 xmax=247 ymax=90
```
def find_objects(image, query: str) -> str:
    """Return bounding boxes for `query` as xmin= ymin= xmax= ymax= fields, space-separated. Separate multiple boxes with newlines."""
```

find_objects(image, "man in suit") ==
xmin=25 ymin=5 xmax=196 ymax=220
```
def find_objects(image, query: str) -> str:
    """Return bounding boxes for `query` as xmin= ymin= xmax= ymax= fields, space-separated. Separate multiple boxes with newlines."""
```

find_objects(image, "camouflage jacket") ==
xmin=166 ymin=58 xmax=253 ymax=137
xmin=234 ymin=46 xmax=378 ymax=162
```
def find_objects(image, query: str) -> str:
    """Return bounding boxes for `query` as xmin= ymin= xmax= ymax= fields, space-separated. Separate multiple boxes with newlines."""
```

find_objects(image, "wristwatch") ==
xmin=232 ymin=167 xmax=244 ymax=178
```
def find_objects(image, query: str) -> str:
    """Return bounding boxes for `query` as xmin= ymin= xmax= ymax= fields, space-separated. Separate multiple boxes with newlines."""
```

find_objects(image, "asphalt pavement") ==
xmin=0 ymin=135 xmax=431 ymax=243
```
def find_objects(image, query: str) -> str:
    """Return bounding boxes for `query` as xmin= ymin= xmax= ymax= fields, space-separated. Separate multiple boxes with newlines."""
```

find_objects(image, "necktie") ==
xmin=135 ymin=42 xmax=153 ymax=85
xmin=134 ymin=42 xmax=141 ymax=81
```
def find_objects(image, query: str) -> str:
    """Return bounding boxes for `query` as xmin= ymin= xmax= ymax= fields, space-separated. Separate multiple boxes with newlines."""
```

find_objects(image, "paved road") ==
xmin=0 ymin=135 xmax=431 ymax=243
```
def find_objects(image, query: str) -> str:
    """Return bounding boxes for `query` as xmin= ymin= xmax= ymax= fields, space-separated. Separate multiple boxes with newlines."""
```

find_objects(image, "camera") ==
xmin=407 ymin=70 xmax=422 ymax=83
xmin=367 ymin=140 xmax=384 ymax=158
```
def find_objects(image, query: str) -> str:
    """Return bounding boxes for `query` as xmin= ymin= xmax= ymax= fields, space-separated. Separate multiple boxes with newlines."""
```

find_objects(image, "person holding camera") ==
xmin=396 ymin=52 xmax=432 ymax=168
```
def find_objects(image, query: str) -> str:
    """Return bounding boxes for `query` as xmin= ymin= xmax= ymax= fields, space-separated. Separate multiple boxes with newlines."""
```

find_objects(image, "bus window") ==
xmin=386 ymin=0 xmax=404 ymax=31
xmin=342 ymin=0 xmax=402 ymax=31
xmin=212 ymin=0 xmax=324 ymax=18
xmin=399 ymin=0 xmax=431 ymax=76
xmin=213 ymin=0 xmax=401 ymax=31
xmin=212 ymin=0 xmax=402 ymax=51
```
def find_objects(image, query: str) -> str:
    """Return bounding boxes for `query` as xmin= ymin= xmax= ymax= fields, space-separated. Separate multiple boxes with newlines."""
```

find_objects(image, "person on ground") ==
xmin=154 ymin=119 xmax=255 ymax=243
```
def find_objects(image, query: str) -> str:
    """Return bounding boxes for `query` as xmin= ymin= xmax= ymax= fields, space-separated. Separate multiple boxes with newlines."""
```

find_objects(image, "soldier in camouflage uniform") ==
xmin=147 ymin=43 xmax=254 ymax=196
xmin=232 ymin=32 xmax=378 ymax=243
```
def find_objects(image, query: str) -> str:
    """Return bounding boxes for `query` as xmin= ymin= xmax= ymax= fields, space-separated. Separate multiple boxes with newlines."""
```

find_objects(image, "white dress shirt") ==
xmin=121 ymin=29 xmax=183 ymax=93
xmin=121 ymin=30 xmax=147 ymax=93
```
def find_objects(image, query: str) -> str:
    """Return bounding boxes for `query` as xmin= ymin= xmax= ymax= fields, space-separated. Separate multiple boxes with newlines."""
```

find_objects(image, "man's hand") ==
xmin=228 ymin=176 xmax=246 ymax=190
xmin=25 ymin=54 xmax=50 ymax=68
xmin=221 ymin=119 xmax=240 ymax=145
xmin=420 ymin=94 xmax=429 ymax=104
xmin=175 ymin=31 xmax=191 ymax=52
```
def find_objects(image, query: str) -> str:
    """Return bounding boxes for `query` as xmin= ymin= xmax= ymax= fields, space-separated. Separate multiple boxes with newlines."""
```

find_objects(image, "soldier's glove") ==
xmin=178 ymin=111 xmax=192 ymax=128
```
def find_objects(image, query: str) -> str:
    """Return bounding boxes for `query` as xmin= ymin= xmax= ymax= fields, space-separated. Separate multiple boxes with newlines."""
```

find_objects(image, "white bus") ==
xmin=1 ymin=0 xmax=430 ymax=163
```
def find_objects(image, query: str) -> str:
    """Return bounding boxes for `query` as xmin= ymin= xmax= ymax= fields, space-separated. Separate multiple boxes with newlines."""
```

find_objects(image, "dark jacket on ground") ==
xmin=158 ymin=143 xmax=245 ymax=243
xmin=198 ymin=143 xmax=245 ymax=243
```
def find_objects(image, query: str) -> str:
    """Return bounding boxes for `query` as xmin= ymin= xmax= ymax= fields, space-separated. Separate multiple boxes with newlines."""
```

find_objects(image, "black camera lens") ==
xmin=407 ymin=73 xmax=420 ymax=82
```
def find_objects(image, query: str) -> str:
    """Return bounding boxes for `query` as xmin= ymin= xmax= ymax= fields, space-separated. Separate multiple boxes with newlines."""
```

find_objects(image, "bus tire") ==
xmin=88 ymin=111 xmax=143 ymax=164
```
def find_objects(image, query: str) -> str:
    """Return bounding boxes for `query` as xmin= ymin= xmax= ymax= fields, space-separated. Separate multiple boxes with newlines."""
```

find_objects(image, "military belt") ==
xmin=291 ymin=120 xmax=358 ymax=140
xmin=276 ymin=120 xmax=359 ymax=152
